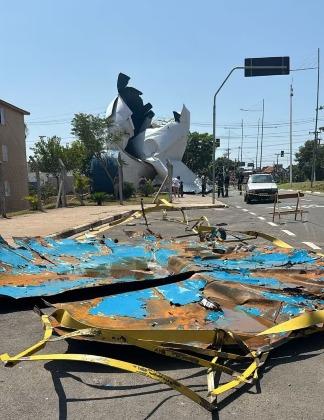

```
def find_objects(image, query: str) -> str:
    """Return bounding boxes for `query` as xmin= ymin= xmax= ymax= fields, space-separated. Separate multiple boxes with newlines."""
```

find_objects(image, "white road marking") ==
xmin=267 ymin=222 xmax=278 ymax=227
xmin=258 ymin=216 xmax=265 ymax=220
xmin=249 ymin=212 xmax=256 ymax=215
xmin=242 ymin=209 xmax=249 ymax=212
xmin=302 ymin=241 xmax=321 ymax=250
xmin=281 ymin=229 xmax=296 ymax=237
xmin=236 ymin=205 xmax=241 ymax=208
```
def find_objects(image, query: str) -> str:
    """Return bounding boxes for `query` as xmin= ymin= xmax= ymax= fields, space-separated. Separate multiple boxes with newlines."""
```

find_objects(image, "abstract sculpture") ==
xmin=91 ymin=73 xmax=201 ymax=193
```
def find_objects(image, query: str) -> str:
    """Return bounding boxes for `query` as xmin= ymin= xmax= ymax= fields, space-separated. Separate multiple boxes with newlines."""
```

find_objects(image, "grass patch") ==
xmin=7 ymin=193 xmax=170 ymax=217
xmin=279 ymin=181 xmax=324 ymax=192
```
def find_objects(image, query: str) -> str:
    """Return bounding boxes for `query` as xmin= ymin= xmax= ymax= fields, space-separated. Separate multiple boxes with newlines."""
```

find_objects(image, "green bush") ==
xmin=25 ymin=194 xmax=39 ymax=210
xmin=73 ymin=172 xmax=90 ymax=205
xmin=90 ymin=191 xmax=107 ymax=205
xmin=122 ymin=182 xmax=135 ymax=199
xmin=138 ymin=179 xmax=154 ymax=197
xmin=41 ymin=182 xmax=57 ymax=204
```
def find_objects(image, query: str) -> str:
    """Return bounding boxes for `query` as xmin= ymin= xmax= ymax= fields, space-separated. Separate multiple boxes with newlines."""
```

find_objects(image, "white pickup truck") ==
xmin=244 ymin=174 xmax=278 ymax=203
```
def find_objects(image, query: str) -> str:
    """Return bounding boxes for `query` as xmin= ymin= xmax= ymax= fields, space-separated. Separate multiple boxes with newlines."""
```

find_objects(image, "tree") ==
xmin=31 ymin=136 xmax=65 ymax=188
xmin=73 ymin=171 xmax=90 ymax=205
xmin=182 ymin=132 xmax=236 ymax=178
xmin=182 ymin=132 xmax=213 ymax=176
xmin=30 ymin=136 xmax=79 ymax=190
xmin=70 ymin=113 xmax=121 ymax=185
xmin=295 ymin=140 xmax=324 ymax=181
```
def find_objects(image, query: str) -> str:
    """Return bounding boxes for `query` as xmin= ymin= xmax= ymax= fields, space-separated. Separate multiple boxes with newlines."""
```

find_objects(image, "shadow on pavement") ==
xmin=42 ymin=332 xmax=323 ymax=419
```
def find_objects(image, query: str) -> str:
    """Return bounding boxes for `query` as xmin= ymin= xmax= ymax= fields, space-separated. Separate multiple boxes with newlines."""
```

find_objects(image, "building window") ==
xmin=0 ymin=108 xmax=5 ymax=125
xmin=4 ymin=181 xmax=10 ymax=197
xmin=2 ymin=145 xmax=8 ymax=162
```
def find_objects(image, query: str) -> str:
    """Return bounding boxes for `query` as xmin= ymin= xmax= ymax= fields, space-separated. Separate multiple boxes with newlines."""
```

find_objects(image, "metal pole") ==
xmin=212 ymin=65 xmax=287 ymax=202
xmin=212 ymin=66 xmax=244 ymax=203
xmin=212 ymin=100 xmax=216 ymax=203
xmin=256 ymin=118 xmax=260 ymax=170
xmin=166 ymin=159 xmax=173 ymax=203
xmin=260 ymin=99 xmax=265 ymax=170
xmin=227 ymin=129 xmax=230 ymax=159
xmin=117 ymin=152 xmax=123 ymax=205
xmin=35 ymin=162 xmax=43 ymax=211
xmin=289 ymin=84 xmax=293 ymax=185
xmin=0 ymin=162 xmax=6 ymax=218
xmin=311 ymin=48 xmax=320 ymax=187
xmin=240 ymin=119 xmax=243 ymax=163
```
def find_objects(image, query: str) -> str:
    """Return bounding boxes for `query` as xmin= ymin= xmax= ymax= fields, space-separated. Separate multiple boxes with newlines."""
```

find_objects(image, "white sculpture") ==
xmin=105 ymin=73 xmax=201 ymax=192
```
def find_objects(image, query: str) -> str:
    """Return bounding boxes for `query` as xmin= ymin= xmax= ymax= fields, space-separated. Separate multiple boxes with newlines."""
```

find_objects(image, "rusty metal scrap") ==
xmin=0 ymin=231 xmax=323 ymax=411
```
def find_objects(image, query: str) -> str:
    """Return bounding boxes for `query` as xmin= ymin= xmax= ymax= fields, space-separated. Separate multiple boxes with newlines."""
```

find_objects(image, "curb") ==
xmin=279 ymin=189 xmax=324 ymax=197
xmin=52 ymin=203 xmax=227 ymax=239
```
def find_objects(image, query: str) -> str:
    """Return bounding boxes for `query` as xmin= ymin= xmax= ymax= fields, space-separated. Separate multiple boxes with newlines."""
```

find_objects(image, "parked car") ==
xmin=244 ymin=174 xmax=278 ymax=203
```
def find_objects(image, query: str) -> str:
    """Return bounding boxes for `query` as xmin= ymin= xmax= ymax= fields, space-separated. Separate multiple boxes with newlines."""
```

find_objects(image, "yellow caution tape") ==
xmin=257 ymin=309 xmax=324 ymax=335
xmin=1 ymin=307 xmax=323 ymax=411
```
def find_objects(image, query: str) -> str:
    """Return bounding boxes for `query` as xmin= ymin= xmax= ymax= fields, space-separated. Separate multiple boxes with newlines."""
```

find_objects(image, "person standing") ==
xmin=201 ymin=175 xmax=207 ymax=197
xmin=172 ymin=176 xmax=180 ymax=198
xmin=179 ymin=179 xmax=184 ymax=197
xmin=224 ymin=172 xmax=230 ymax=197
xmin=237 ymin=172 xmax=244 ymax=195
xmin=217 ymin=173 xmax=224 ymax=198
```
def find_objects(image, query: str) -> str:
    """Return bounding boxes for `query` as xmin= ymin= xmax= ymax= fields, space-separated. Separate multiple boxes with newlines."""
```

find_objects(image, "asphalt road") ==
xmin=0 ymin=195 xmax=323 ymax=420
xmin=215 ymin=188 xmax=324 ymax=251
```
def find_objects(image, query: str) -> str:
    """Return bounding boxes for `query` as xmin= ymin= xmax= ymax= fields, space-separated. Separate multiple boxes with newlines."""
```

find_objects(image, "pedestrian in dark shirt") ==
xmin=201 ymin=175 xmax=207 ymax=197
xmin=237 ymin=173 xmax=244 ymax=195
xmin=179 ymin=180 xmax=184 ymax=197
xmin=224 ymin=173 xmax=230 ymax=197
xmin=217 ymin=173 xmax=224 ymax=198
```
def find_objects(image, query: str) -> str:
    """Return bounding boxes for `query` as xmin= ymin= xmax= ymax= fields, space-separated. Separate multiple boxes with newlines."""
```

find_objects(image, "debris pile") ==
xmin=0 ymin=210 xmax=323 ymax=412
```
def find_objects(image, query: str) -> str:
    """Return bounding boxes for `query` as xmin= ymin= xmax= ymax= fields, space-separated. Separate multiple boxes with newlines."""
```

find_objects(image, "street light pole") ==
xmin=256 ymin=118 xmax=260 ymax=170
xmin=212 ymin=64 xmax=288 ymax=203
xmin=212 ymin=66 xmax=244 ymax=203
xmin=289 ymin=84 xmax=293 ymax=186
xmin=311 ymin=48 xmax=320 ymax=187
xmin=260 ymin=99 xmax=265 ymax=170
xmin=240 ymin=120 xmax=243 ymax=163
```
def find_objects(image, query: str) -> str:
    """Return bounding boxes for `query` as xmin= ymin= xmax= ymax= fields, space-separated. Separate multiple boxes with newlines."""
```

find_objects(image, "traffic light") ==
xmin=215 ymin=138 xmax=220 ymax=147
xmin=280 ymin=150 xmax=284 ymax=157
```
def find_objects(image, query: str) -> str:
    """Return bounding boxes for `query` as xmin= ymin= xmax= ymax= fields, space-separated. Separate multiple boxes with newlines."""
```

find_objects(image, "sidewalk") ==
xmin=0 ymin=195 xmax=225 ymax=242
xmin=279 ymin=188 xmax=324 ymax=197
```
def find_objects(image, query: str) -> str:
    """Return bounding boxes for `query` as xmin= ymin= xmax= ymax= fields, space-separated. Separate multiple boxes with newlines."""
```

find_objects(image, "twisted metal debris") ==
xmin=0 ymin=206 xmax=323 ymax=411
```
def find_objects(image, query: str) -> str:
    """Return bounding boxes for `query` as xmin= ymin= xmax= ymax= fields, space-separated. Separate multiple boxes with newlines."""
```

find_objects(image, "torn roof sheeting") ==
xmin=1 ymin=234 xmax=324 ymax=412
xmin=1 ymin=235 xmax=323 ymax=341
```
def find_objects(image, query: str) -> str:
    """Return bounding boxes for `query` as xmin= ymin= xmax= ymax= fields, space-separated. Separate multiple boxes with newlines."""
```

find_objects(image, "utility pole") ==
xmin=0 ymin=162 xmax=6 ymax=218
xmin=260 ymin=99 xmax=265 ymax=170
xmin=311 ymin=48 xmax=320 ymax=187
xmin=240 ymin=119 xmax=243 ymax=162
xmin=275 ymin=153 xmax=280 ymax=172
xmin=289 ymin=84 xmax=293 ymax=186
xmin=227 ymin=129 xmax=230 ymax=159
xmin=256 ymin=118 xmax=260 ymax=170
xmin=237 ymin=146 xmax=240 ymax=164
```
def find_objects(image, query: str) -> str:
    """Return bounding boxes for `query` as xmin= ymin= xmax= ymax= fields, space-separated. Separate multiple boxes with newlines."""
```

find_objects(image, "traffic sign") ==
xmin=244 ymin=56 xmax=290 ymax=77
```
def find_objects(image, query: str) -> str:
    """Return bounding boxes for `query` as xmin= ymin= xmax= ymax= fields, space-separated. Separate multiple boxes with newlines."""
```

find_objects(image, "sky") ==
xmin=2 ymin=0 xmax=324 ymax=167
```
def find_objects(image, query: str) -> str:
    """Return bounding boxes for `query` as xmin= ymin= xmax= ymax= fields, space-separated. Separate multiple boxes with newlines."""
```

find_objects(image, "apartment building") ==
xmin=0 ymin=99 xmax=29 ymax=212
